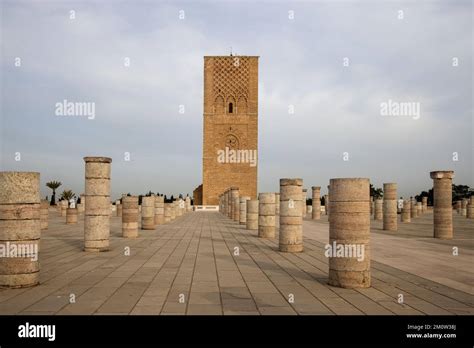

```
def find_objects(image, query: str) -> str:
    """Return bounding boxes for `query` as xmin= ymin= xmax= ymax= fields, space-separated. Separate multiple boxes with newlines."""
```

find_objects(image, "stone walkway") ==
xmin=0 ymin=210 xmax=472 ymax=315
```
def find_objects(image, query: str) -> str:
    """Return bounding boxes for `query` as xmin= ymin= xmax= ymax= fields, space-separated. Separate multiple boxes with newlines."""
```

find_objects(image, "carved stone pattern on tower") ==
xmin=214 ymin=126 xmax=247 ymax=151
xmin=213 ymin=57 xmax=250 ymax=104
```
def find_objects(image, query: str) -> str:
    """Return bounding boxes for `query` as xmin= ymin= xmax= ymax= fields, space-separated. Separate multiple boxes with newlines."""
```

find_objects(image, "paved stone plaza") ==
xmin=0 ymin=209 xmax=472 ymax=315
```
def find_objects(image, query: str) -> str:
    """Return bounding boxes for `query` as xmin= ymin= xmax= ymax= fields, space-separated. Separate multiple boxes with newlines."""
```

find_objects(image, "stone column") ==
xmin=66 ymin=207 xmax=78 ymax=224
xmin=227 ymin=189 xmax=233 ymax=218
xmin=328 ymin=178 xmax=370 ymax=288
xmin=416 ymin=202 xmax=422 ymax=217
xmin=239 ymin=197 xmax=250 ymax=225
xmin=401 ymin=200 xmax=411 ymax=223
xmin=324 ymin=194 xmax=329 ymax=215
xmin=117 ymin=203 xmax=122 ymax=217
xmin=154 ymin=196 xmax=165 ymax=225
xmin=467 ymin=197 xmax=473 ymax=219
xmin=246 ymin=199 xmax=258 ymax=230
xmin=410 ymin=198 xmax=417 ymax=218
xmin=275 ymin=193 xmax=280 ymax=216
xmin=164 ymin=203 xmax=171 ymax=223
xmin=455 ymin=200 xmax=462 ymax=214
xmin=0 ymin=172 xmax=40 ymax=287
xmin=422 ymin=197 xmax=428 ymax=213
xmin=230 ymin=187 xmax=239 ymax=221
xmin=141 ymin=196 xmax=155 ymax=230
xmin=177 ymin=199 xmax=184 ymax=216
xmin=383 ymin=183 xmax=397 ymax=231
xmin=258 ymin=193 xmax=276 ymax=238
xmin=374 ymin=198 xmax=383 ymax=220
xmin=311 ymin=186 xmax=321 ymax=220
xmin=78 ymin=194 xmax=86 ymax=213
xmin=370 ymin=196 xmax=374 ymax=216
xmin=170 ymin=201 xmax=177 ymax=220
xmin=84 ymin=157 xmax=112 ymax=252
xmin=40 ymin=199 xmax=49 ymax=230
xmin=185 ymin=196 xmax=191 ymax=212
xmin=279 ymin=178 xmax=303 ymax=252
xmin=302 ymin=188 xmax=307 ymax=218
xmin=430 ymin=171 xmax=454 ymax=239
xmin=461 ymin=199 xmax=468 ymax=217
xmin=122 ymin=196 xmax=139 ymax=238
xmin=60 ymin=200 xmax=68 ymax=217
xmin=233 ymin=196 xmax=240 ymax=222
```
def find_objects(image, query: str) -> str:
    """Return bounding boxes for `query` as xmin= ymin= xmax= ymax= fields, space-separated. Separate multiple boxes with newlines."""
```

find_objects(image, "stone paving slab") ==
xmin=0 ymin=210 xmax=472 ymax=315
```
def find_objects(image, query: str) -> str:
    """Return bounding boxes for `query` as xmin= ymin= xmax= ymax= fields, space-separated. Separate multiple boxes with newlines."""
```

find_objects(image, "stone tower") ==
xmin=195 ymin=55 xmax=259 ymax=206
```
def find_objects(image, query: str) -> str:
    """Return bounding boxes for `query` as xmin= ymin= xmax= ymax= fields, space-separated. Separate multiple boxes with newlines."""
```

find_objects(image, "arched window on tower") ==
xmin=228 ymin=103 xmax=233 ymax=114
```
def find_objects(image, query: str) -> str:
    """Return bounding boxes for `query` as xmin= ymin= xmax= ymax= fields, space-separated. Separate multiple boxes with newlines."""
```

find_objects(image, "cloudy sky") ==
xmin=1 ymin=0 xmax=472 ymax=200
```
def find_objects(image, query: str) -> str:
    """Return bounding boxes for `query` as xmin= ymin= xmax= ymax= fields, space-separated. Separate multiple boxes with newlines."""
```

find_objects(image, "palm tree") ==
xmin=60 ymin=190 xmax=76 ymax=207
xmin=370 ymin=184 xmax=383 ymax=199
xmin=46 ymin=181 xmax=62 ymax=206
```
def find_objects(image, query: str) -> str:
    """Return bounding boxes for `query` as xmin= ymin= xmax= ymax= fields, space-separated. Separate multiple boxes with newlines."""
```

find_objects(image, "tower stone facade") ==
xmin=196 ymin=55 xmax=259 ymax=205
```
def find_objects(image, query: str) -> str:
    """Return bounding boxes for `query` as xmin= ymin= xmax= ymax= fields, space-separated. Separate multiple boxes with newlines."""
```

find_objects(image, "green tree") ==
xmin=46 ymin=181 xmax=62 ymax=206
xmin=370 ymin=184 xmax=383 ymax=199
xmin=60 ymin=190 xmax=76 ymax=207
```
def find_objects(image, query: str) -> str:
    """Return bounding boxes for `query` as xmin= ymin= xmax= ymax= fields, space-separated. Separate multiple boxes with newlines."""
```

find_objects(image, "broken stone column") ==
xmin=279 ymin=178 xmax=303 ymax=252
xmin=324 ymin=194 xmax=329 ymax=215
xmin=141 ymin=196 xmax=155 ymax=230
xmin=122 ymin=196 xmax=138 ymax=238
xmin=422 ymin=197 xmax=428 ymax=213
xmin=116 ymin=203 xmax=122 ymax=217
xmin=416 ymin=202 xmax=422 ymax=216
xmin=84 ymin=156 xmax=112 ymax=252
xmin=226 ymin=189 xmax=231 ymax=216
xmin=246 ymin=199 xmax=258 ymax=230
xmin=77 ymin=194 xmax=85 ymax=213
xmin=312 ymin=186 xmax=321 ymax=220
xmin=226 ymin=189 xmax=231 ymax=218
xmin=328 ymin=178 xmax=370 ymax=288
xmin=233 ymin=196 xmax=240 ymax=222
xmin=154 ymin=196 xmax=165 ymax=225
xmin=455 ymin=200 xmax=462 ymax=214
xmin=60 ymin=200 xmax=68 ymax=217
xmin=230 ymin=187 xmax=239 ymax=221
xmin=467 ymin=197 xmax=473 ymax=219
xmin=410 ymin=198 xmax=417 ymax=218
xmin=374 ymin=198 xmax=383 ymax=220
xmin=164 ymin=203 xmax=171 ymax=223
xmin=185 ymin=196 xmax=191 ymax=212
xmin=370 ymin=196 xmax=374 ymax=216
xmin=239 ymin=197 xmax=250 ymax=225
xmin=430 ymin=171 xmax=454 ymax=239
xmin=258 ymin=193 xmax=276 ymax=238
xmin=401 ymin=200 xmax=411 ymax=223
xmin=383 ymin=183 xmax=397 ymax=231
xmin=170 ymin=201 xmax=177 ymax=221
xmin=66 ymin=207 xmax=78 ymax=224
xmin=275 ymin=192 xmax=280 ymax=216
xmin=0 ymin=172 xmax=40 ymax=288
xmin=40 ymin=199 xmax=49 ymax=230
xmin=177 ymin=199 xmax=184 ymax=217
xmin=302 ymin=188 xmax=307 ymax=218
xmin=461 ymin=199 xmax=468 ymax=217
